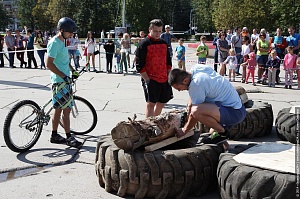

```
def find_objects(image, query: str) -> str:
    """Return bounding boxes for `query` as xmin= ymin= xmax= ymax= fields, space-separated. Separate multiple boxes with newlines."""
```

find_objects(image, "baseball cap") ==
xmin=242 ymin=27 xmax=248 ymax=31
xmin=165 ymin=25 xmax=170 ymax=29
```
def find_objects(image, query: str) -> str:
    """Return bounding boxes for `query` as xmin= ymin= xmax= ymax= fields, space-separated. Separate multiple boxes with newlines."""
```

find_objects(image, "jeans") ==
xmin=7 ymin=48 xmax=15 ymax=67
xmin=68 ymin=50 xmax=79 ymax=69
xmin=27 ymin=48 xmax=37 ymax=68
xmin=235 ymin=47 xmax=242 ymax=74
xmin=214 ymin=50 xmax=218 ymax=72
xmin=37 ymin=49 xmax=46 ymax=67
xmin=106 ymin=53 xmax=113 ymax=72
xmin=198 ymin=57 xmax=206 ymax=64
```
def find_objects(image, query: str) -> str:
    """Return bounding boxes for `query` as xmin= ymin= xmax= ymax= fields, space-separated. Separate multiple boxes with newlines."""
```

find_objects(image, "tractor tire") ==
xmin=275 ymin=107 xmax=297 ymax=144
xmin=95 ymin=135 xmax=224 ymax=199
xmin=229 ymin=100 xmax=273 ymax=139
xmin=217 ymin=144 xmax=296 ymax=199
xmin=198 ymin=101 xmax=273 ymax=140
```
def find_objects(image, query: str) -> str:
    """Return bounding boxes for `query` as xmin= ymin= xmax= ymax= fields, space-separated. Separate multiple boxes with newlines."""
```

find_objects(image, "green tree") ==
xmin=0 ymin=7 xmax=12 ymax=31
xmin=16 ymin=0 xmax=37 ymax=29
xmin=192 ymin=0 xmax=214 ymax=32
xmin=212 ymin=0 xmax=273 ymax=32
xmin=32 ymin=0 xmax=55 ymax=31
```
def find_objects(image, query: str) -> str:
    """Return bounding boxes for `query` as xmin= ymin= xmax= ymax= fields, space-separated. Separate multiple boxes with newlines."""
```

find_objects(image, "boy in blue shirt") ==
xmin=46 ymin=17 xmax=81 ymax=148
xmin=175 ymin=38 xmax=186 ymax=71
xmin=168 ymin=64 xmax=246 ymax=145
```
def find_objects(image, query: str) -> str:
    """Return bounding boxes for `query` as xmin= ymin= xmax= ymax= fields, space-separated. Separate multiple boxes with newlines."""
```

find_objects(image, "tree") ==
xmin=212 ymin=0 xmax=272 ymax=33
xmin=16 ymin=0 xmax=37 ymax=29
xmin=32 ymin=0 xmax=55 ymax=31
xmin=0 ymin=7 xmax=12 ymax=31
xmin=192 ymin=0 xmax=214 ymax=33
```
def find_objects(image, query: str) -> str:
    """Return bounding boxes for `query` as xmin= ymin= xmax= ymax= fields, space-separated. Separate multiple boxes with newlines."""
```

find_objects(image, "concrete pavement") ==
xmin=0 ymin=43 xmax=299 ymax=199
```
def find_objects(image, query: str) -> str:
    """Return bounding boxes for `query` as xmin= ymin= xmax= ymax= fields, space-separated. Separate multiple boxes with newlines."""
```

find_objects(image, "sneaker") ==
xmin=50 ymin=134 xmax=66 ymax=144
xmin=285 ymin=85 xmax=288 ymax=89
xmin=252 ymin=83 xmax=256 ymax=86
xmin=289 ymin=85 xmax=292 ymax=89
xmin=201 ymin=131 xmax=229 ymax=145
xmin=93 ymin=69 xmax=98 ymax=72
xmin=66 ymin=136 xmax=82 ymax=148
xmin=257 ymin=80 xmax=262 ymax=84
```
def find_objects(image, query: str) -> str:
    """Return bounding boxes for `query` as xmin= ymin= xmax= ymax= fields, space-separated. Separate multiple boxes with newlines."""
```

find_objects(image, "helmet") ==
xmin=57 ymin=17 xmax=77 ymax=33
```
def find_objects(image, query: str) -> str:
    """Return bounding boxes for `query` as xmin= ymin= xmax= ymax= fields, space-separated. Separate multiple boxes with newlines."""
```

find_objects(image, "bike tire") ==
xmin=3 ymin=100 xmax=43 ymax=153
xmin=60 ymin=95 xmax=97 ymax=135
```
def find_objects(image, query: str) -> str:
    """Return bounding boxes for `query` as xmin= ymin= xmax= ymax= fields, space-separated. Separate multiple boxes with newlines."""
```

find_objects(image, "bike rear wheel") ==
xmin=3 ymin=100 xmax=43 ymax=153
xmin=60 ymin=95 xmax=97 ymax=135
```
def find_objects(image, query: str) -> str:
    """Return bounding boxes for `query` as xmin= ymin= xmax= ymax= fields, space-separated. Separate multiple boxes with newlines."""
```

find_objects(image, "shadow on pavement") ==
xmin=0 ymin=80 xmax=51 ymax=91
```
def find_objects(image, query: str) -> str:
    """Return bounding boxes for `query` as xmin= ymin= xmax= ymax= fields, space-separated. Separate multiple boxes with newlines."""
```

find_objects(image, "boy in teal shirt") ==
xmin=46 ymin=17 xmax=81 ymax=148
xmin=175 ymin=38 xmax=186 ymax=71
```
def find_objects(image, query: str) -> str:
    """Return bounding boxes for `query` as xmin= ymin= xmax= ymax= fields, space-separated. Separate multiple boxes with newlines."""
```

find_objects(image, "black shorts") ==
xmin=142 ymin=79 xmax=173 ymax=103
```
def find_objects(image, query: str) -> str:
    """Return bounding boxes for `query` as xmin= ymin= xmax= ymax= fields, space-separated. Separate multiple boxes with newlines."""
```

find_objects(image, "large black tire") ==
xmin=275 ymin=107 xmax=297 ymax=144
xmin=3 ymin=100 xmax=43 ymax=153
xmin=60 ymin=95 xmax=98 ymax=135
xmin=95 ymin=135 xmax=224 ymax=199
xmin=217 ymin=144 xmax=296 ymax=199
xmin=229 ymin=100 xmax=273 ymax=139
xmin=198 ymin=101 xmax=273 ymax=140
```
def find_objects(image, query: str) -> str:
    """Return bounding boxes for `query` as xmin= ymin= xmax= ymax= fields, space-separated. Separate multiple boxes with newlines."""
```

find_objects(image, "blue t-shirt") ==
xmin=286 ymin=33 xmax=300 ymax=47
xmin=47 ymin=36 xmax=70 ymax=83
xmin=160 ymin=33 xmax=176 ymax=46
xmin=188 ymin=64 xmax=242 ymax=109
xmin=27 ymin=35 xmax=35 ymax=48
xmin=273 ymin=36 xmax=283 ymax=54
xmin=175 ymin=45 xmax=185 ymax=61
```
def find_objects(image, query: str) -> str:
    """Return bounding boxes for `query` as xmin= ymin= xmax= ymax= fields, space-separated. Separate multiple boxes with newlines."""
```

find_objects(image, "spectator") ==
xmin=115 ymin=32 xmax=123 ymax=50
xmin=256 ymin=32 xmax=270 ymax=83
xmin=75 ymin=48 xmax=81 ymax=69
xmin=101 ymin=29 xmax=105 ymax=43
xmin=15 ymin=29 xmax=27 ymax=68
xmin=85 ymin=31 xmax=97 ymax=72
xmin=24 ymin=26 xmax=38 ymax=69
xmin=175 ymin=38 xmax=186 ymax=71
xmin=132 ymin=30 xmax=146 ymax=69
xmin=223 ymin=48 xmax=237 ymax=82
xmin=286 ymin=26 xmax=300 ymax=55
xmin=217 ymin=31 xmax=229 ymax=76
xmin=196 ymin=35 xmax=208 ymax=64
xmin=0 ymin=34 xmax=3 ymax=67
xmin=296 ymin=52 xmax=300 ymax=89
xmin=67 ymin=35 xmax=79 ymax=70
xmin=240 ymin=36 xmax=252 ymax=83
xmin=34 ymin=30 xmax=47 ymax=69
xmin=231 ymin=27 xmax=242 ymax=76
xmin=135 ymin=19 xmax=173 ymax=118
xmin=266 ymin=50 xmax=281 ymax=87
xmin=114 ymin=48 xmax=121 ymax=73
xmin=4 ymin=29 xmax=16 ymax=68
xmin=120 ymin=33 xmax=131 ymax=74
xmin=168 ymin=65 xmax=246 ymax=145
xmin=226 ymin=29 xmax=232 ymax=46
xmin=213 ymin=30 xmax=221 ymax=72
xmin=270 ymin=28 xmax=288 ymax=84
xmin=103 ymin=33 xmax=115 ymax=73
xmin=283 ymin=46 xmax=297 ymax=89
xmin=260 ymin=28 xmax=270 ymax=42
xmin=160 ymin=24 xmax=177 ymax=58
xmin=241 ymin=27 xmax=250 ymax=38
xmin=251 ymin=28 xmax=259 ymax=53
xmin=245 ymin=52 xmax=257 ymax=85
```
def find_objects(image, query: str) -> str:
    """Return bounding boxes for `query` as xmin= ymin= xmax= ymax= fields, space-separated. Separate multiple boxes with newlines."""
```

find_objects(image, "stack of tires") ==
xmin=94 ymin=87 xmax=295 ymax=199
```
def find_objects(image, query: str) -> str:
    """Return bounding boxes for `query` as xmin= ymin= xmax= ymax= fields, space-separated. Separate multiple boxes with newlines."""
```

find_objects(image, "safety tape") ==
xmin=0 ymin=48 xmax=47 ymax=54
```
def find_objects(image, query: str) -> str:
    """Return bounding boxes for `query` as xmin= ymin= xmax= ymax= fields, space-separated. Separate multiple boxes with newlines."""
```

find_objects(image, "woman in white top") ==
xmin=85 ymin=31 xmax=97 ymax=72
xmin=120 ymin=33 xmax=131 ymax=73
xmin=240 ymin=36 xmax=253 ymax=83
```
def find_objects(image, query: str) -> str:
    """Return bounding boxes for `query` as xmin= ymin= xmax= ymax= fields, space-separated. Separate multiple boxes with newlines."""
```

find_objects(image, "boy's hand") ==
xmin=63 ymin=76 xmax=71 ymax=84
xmin=72 ymin=70 xmax=79 ymax=79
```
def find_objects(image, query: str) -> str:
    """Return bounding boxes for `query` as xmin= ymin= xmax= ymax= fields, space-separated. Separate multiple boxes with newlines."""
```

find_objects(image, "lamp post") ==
xmin=189 ymin=9 xmax=193 ymax=34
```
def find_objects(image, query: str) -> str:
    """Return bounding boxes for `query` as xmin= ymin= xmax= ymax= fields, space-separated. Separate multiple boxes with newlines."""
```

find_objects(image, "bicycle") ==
xmin=3 ymin=68 xmax=98 ymax=153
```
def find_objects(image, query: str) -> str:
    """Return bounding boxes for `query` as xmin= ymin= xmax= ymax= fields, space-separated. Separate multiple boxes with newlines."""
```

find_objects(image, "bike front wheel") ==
xmin=60 ymin=95 xmax=97 ymax=135
xmin=3 ymin=100 xmax=43 ymax=153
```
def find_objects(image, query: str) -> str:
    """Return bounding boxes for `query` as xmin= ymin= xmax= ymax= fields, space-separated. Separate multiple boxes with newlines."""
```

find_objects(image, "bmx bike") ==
xmin=3 ymin=68 xmax=97 ymax=153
